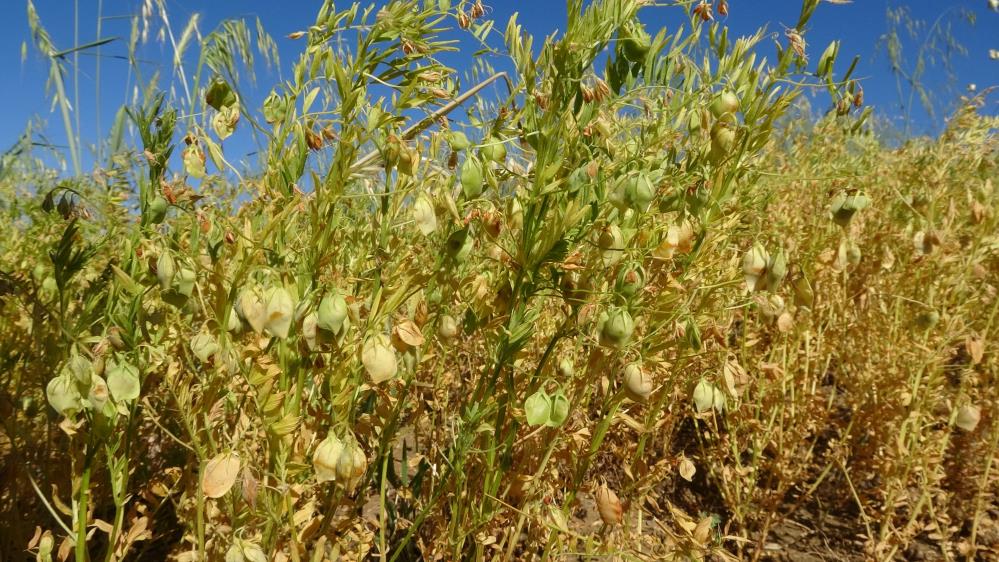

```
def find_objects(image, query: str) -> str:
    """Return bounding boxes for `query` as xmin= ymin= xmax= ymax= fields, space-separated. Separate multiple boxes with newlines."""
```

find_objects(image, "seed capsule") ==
xmin=623 ymin=363 xmax=652 ymax=403
xmin=317 ymin=291 xmax=349 ymax=334
xmin=619 ymin=21 xmax=651 ymax=63
xmin=264 ymin=286 xmax=295 ymax=339
xmin=362 ymin=334 xmax=398 ymax=383
xmin=460 ymin=156 xmax=484 ymax=199
xmin=438 ymin=315 xmax=459 ymax=341
xmin=595 ymin=484 xmax=623 ymax=526
xmin=709 ymin=90 xmax=740 ymax=120
xmin=600 ymin=307 xmax=634 ymax=348
xmin=336 ymin=437 xmax=368 ymax=492
xmin=479 ymin=136 xmax=507 ymax=163
xmin=955 ymin=405 xmax=981 ymax=432
xmin=156 ymin=252 xmax=176 ymax=291
xmin=313 ymin=433 xmax=344 ymax=483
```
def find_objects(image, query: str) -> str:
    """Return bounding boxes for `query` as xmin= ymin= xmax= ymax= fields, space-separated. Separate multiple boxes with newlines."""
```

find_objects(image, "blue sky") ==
xmin=2 ymin=1 xmax=996 ymax=172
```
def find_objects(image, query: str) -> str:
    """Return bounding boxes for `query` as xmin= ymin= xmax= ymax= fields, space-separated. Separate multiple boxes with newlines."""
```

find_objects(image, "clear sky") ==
xmin=2 ymin=1 xmax=997 ymax=171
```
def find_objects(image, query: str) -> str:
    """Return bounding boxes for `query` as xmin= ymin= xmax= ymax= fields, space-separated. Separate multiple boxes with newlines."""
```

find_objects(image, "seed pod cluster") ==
xmin=742 ymin=244 xmax=787 ymax=292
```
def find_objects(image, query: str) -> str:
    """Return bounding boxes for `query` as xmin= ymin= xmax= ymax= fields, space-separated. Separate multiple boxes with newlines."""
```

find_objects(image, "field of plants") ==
xmin=1 ymin=0 xmax=997 ymax=560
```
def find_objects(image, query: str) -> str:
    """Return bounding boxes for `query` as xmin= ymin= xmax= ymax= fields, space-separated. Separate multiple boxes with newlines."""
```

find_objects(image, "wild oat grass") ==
xmin=1 ymin=1 xmax=997 ymax=561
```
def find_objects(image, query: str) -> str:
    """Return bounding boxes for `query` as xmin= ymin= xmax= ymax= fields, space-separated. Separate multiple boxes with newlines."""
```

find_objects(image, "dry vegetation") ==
xmin=1 ymin=0 xmax=997 ymax=560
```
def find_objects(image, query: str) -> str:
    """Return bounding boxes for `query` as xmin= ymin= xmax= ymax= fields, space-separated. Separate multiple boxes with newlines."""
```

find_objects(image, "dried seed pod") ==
xmin=336 ymin=437 xmax=367 ymax=492
xmin=362 ymin=334 xmax=398 ymax=383
xmin=264 ymin=286 xmax=295 ymax=339
xmin=955 ymin=405 xmax=981 ymax=432
xmin=597 ymin=224 xmax=625 ymax=267
xmin=237 ymin=287 xmax=268 ymax=334
xmin=623 ymin=363 xmax=652 ymax=403
xmin=392 ymin=319 xmax=425 ymax=352
xmin=412 ymin=193 xmax=437 ymax=235
xmin=313 ymin=433 xmax=345 ymax=483
xmin=742 ymin=243 xmax=769 ymax=292
xmin=595 ymin=484 xmax=623 ymax=526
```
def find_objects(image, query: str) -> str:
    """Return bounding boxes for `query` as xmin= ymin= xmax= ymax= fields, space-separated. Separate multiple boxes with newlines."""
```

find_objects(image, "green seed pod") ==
xmin=438 ymin=314 xmax=459 ymax=341
xmin=313 ymin=433 xmax=344 ymax=483
xmin=317 ymin=291 xmax=349 ymax=334
xmin=190 ymin=331 xmax=219 ymax=362
xmin=524 ymin=390 xmax=553 ymax=426
xmin=362 ymin=334 xmax=398 ymax=383
xmin=625 ymin=173 xmax=655 ymax=211
xmin=558 ymin=357 xmax=575 ymax=378
xmin=106 ymin=360 xmax=141 ymax=402
xmin=446 ymin=227 xmax=474 ymax=262
xmin=41 ymin=276 xmax=57 ymax=297
xmin=156 ymin=252 xmax=176 ymax=291
xmin=447 ymin=131 xmax=471 ymax=151
xmin=620 ymin=20 xmax=651 ymax=63
xmin=616 ymin=264 xmax=646 ymax=299
xmin=461 ymin=156 xmax=484 ymax=199
xmin=148 ymin=196 xmax=169 ymax=224
xmin=548 ymin=390 xmax=570 ymax=427
xmin=709 ymin=121 xmax=737 ymax=162
xmin=816 ymin=40 xmax=839 ymax=78
xmin=623 ymin=363 xmax=652 ymax=403
xmin=709 ymin=90 xmax=740 ymax=120
xmin=264 ymin=286 xmax=295 ymax=339
xmin=608 ymin=176 xmax=630 ymax=211
xmin=175 ymin=268 xmax=196 ymax=298
xmin=65 ymin=354 xmax=94 ymax=386
xmin=262 ymin=91 xmax=289 ymax=124
xmin=766 ymin=249 xmax=787 ymax=291
xmin=915 ymin=310 xmax=940 ymax=331
xmin=46 ymin=373 xmax=82 ymax=416
xmin=479 ymin=137 xmax=507 ymax=163
xmin=830 ymin=192 xmax=869 ymax=227
xmin=600 ymin=306 xmax=635 ymax=348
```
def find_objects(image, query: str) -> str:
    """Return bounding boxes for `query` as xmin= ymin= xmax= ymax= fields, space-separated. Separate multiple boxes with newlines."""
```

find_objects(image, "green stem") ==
xmin=76 ymin=443 xmax=94 ymax=562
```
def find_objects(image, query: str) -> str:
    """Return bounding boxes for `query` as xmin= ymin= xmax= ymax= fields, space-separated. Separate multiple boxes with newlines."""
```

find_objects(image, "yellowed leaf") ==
xmin=202 ymin=453 xmax=242 ymax=498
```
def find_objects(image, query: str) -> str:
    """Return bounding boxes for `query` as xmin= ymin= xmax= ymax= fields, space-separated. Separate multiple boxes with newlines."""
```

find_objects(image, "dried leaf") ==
xmin=203 ymin=453 xmax=242 ymax=498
